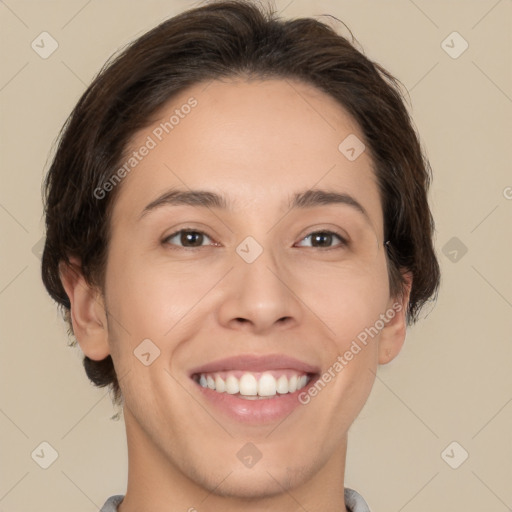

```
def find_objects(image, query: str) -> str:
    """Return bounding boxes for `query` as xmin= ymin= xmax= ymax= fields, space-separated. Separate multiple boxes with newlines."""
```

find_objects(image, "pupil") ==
xmin=182 ymin=231 xmax=202 ymax=246
xmin=314 ymin=232 xmax=331 ymax=246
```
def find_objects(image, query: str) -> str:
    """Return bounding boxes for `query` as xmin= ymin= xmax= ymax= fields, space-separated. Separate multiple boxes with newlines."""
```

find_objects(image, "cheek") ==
xmin=293 ymin=254 xmax=390 ymax=342
xmin=299 ymin=269 xmax=386 ymax=428
xmin=104 ymin=245 xmax=209 ymax=338
xmin=103 ymin=253 xmax=201 ymax=414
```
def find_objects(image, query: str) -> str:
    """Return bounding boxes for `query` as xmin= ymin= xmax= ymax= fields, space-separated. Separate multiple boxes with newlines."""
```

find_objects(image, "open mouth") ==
xmin=191 ymin=370 xmax=315 ymax=399
xmin=188 ymin=354 xmax=321 ymax=423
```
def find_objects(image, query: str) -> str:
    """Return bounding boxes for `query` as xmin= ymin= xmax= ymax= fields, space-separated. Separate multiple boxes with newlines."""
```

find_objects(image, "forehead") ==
xmin=110 ymin=78 xmax=383 ymax=233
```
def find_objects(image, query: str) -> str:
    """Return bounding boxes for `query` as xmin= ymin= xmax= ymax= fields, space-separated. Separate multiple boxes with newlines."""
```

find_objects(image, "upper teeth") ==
xmin=196 ymin=371 xmax=309 ymax=397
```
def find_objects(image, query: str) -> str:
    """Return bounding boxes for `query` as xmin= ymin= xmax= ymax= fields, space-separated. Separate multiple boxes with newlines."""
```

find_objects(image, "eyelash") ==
xmin=162 ymin=228 xmax=349 ymax=250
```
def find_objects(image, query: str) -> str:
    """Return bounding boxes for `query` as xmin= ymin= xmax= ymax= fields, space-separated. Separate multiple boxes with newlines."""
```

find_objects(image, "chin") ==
xmin=198 ymin=461 xmax=310 ymax=500
xmin=212 ymin=473 xmax=294 ymax=500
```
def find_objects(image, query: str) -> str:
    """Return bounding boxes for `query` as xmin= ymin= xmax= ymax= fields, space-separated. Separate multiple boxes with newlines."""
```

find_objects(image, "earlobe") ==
xmin=59 ymin=257 xmax=110 ymax=361
xmin=378 ymin=272 xmax=412 ymax=365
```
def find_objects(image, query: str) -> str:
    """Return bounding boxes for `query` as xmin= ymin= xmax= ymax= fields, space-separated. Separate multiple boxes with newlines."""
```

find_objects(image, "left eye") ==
xmin=164 ymin=229 xmax=215 ymax=248
xmin=295 ymin=231 xmax=347 ymax=248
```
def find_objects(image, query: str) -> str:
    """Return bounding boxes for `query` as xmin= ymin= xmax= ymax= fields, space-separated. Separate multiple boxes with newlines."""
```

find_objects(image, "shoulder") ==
xmin=345 ymin=487 xmax=371 ymax=512
xmin=100 ymin=495 xmax=124 ymax=512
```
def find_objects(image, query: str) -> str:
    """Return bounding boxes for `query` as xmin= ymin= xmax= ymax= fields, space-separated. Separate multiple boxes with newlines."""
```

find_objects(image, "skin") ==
xmin=61 ymin=78 xmax=411 ymax=512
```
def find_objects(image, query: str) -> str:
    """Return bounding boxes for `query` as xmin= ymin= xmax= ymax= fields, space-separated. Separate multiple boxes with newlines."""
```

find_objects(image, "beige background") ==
xmin=1 ymin=0 xmax=511 ymax=511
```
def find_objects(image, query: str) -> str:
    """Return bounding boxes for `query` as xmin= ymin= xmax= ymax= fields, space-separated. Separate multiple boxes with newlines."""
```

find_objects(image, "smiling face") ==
xmin=62 ymin=78 xmax=410 ymax=509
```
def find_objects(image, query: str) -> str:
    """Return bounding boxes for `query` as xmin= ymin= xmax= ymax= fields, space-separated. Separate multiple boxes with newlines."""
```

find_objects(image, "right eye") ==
xmin=163 ymin=229 xmax=217 ymax=248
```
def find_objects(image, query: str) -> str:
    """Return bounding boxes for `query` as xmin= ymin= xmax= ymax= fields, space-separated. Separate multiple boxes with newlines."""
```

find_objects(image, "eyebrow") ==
xmin=138 ymin=187 xmax=371 ymax=224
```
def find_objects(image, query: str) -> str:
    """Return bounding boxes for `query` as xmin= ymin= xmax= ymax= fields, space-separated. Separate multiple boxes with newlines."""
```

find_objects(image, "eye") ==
xmin=163 ymin=229 xmax=216 ymax=248
xmin=295 ymin=230 xmax=348 ymax=249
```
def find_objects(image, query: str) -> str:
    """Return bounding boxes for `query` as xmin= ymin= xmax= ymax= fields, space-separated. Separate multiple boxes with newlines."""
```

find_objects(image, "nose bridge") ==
xmin=216 ymin=236 xmax=302 ymax=333
xmin=238 ymin=238 xmax=282 ymax=293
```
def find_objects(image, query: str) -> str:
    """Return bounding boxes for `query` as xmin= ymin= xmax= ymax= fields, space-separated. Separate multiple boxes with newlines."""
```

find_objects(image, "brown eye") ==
xmin=164 ymin=229 xmax=213 ymax=247
xmin=296 ymin=231 xmax=347 ymax=248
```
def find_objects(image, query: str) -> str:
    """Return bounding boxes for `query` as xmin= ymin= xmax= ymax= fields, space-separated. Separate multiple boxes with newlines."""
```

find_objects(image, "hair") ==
xmin=41 ymin=0 xmax=441 ymax=406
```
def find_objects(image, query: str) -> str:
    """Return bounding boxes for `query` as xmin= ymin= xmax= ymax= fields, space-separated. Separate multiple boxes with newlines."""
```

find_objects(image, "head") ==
xmin=41 ymin=0 xmax=440 ymax=500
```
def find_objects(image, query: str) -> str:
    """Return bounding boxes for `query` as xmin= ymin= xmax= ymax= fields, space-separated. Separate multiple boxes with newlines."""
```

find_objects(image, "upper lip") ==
xmin=188 ymin=354 xmax=321 ymax=376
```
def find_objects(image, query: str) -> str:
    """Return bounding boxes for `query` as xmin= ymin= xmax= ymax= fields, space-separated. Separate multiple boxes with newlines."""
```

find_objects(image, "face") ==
xmin=82 ymin=78 xmax=407 ymax=501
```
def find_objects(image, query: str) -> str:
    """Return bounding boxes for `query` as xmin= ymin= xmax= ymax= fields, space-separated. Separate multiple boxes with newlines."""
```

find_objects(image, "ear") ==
xmin=59 ymin=256 xmax=110 ymax=361
xmin=378 ymin=272 xmax=412 ymax=365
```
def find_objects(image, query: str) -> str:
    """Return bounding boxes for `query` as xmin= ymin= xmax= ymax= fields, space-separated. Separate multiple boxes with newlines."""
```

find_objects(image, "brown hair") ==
xmin=41 ymin=0 xmax=440 ymax=406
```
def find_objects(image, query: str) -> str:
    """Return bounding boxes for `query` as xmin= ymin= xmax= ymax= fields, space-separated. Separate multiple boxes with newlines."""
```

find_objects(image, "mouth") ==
xmin=188 ymin=354 xmax=320 ymax=423
xmin=192 ymin=369 xmax=314 ymax=399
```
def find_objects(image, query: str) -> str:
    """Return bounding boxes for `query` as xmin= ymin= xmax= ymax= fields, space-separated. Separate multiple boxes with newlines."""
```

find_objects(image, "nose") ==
xmin=216 ymin=246 xmax=303 ymax=335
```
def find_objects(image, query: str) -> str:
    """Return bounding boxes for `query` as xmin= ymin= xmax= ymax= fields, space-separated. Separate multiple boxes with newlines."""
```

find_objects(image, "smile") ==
xmin=188 ymin=354 xmax=320 ymax=423
xmin=193 ymin=370 xmax=312 ymax=399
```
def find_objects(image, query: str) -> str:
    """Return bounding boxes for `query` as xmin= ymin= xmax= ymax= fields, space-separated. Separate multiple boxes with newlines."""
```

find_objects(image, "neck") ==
xmin=118 ymin=406 xmax=350 ymax=512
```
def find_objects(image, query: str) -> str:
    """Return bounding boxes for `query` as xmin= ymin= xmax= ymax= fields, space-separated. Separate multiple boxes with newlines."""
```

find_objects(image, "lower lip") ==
xmin=193 ymin=377 xmax=317 ymax=424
